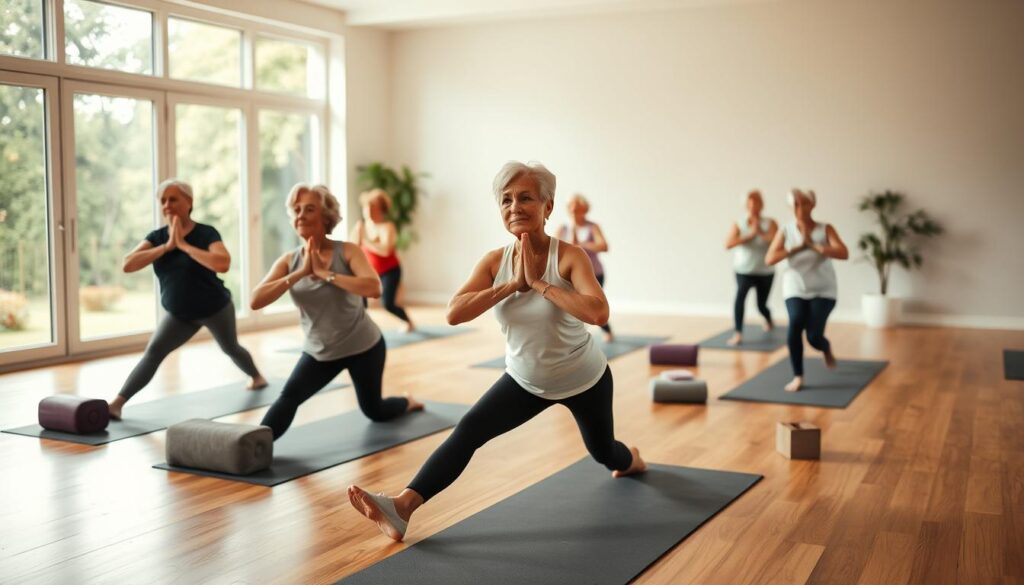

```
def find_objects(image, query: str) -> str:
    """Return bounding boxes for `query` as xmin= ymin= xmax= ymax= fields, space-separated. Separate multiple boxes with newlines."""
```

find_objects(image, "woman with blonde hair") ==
xmin=724 ymin=189 xmax=778 ymax=345
xmin=109 ymin=179 xmax=266 ymax=420
xmin=350 ymin=189 xmax=415 ymax=332
xmin=557 ymin=193 xmax=614 ymax=341
xmin=766 ymin=189 xmax=849 ymax=392
xmin=251 ymin=184 xmax=422 ymax=439
xmin=347 ymin=161 xmax=645 ymax=542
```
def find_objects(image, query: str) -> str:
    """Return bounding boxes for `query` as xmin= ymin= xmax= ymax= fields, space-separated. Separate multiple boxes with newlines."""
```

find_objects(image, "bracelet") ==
xmin=540 ymin=283 xmax=553 ymax=298
xmin=284 ymin=275 xmax=291 ymax=287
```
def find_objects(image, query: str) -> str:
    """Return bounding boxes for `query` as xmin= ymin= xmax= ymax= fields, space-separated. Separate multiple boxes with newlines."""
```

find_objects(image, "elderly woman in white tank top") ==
xmin=766 ymin=189 xmax=849 ymax=392
xmin=347 ymin=161 xmax=646 ymax=542
xmin=724 ymin=190 xmax=778 ymax=346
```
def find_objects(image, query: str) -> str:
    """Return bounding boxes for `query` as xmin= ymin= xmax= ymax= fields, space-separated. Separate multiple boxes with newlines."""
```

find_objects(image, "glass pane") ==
xmin=65 ymin=0 xmax=153 ymax=75
xmin=0 ymin=84 xmax=53 ymax=351
xmin=259 ymin=110 xmax=316 ymax=311
xmin=168 ymin=18 xmax=241 ymax=87
xmin=0 ymin=0 xmax=45 ymax=59
xmin=175 ymin=104 xmax=244 ymax=312
xmin=73 ymin=93 xmax=156 ymax=340
xmin=254 ymin=37 xmax=310 ymax=96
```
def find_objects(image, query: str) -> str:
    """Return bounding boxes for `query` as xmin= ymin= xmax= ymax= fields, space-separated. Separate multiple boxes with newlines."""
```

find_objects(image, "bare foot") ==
xmin=612 ymin=446 xmax=647 ymax=478
xmin=400 ymin=321 xmax=416 ymax=334
xmin=823 ymin=350 xmax=837 ymax=369
xmin=763 ymin=320 xmax=774 ymax=332
xmin=785 ymin=376 xmax=803 ymax=392
xmin=727 ymin=333 xmax=742 ymax=346
xmin=107 ymin=396 xmax=126 ymax=421
xmin=405 ymin=394 xmax=425 ymax=412
xmin=603 ymin=331 xmax=614 ymax=343
xmin=347 ymin=485 xmax=410 ymax=542
xmin=246 ymin=375 xmax=269 ymax=390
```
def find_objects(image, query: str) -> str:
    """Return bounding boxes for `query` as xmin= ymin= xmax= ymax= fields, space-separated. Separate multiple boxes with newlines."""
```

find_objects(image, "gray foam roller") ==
xmin=166 ymin=419 xmax=273 ymax=475
xmin=650 ymin=378 xmax=708 ymax=403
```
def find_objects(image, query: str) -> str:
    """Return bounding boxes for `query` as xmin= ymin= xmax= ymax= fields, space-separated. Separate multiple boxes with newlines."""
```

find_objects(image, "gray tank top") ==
xmin=288 ymin=241 xmax=382 ymax=361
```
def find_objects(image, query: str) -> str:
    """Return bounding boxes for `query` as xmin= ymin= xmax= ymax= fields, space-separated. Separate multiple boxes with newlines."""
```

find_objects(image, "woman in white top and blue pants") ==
xmin=347 ymin=161 xmax=646 ymax=542
xmin=724 ymin=190 xmax=778 ymax=346
xmin=766 ymin=189 xmax=849 ymax=392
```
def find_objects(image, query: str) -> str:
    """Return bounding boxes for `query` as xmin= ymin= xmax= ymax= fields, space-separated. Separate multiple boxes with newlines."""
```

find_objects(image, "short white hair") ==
xmin=156 ymin=178 xmax=194 ymax=213
xmin=786 ymin=188 xmax=816 ymax=207
xmin=492 ymin=161 xmax=556 ymax=204
xmin=286 ymin=183 xmax=342 ymax=233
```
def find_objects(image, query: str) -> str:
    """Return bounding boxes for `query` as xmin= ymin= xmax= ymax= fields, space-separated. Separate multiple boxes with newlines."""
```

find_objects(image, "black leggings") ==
xmin=785 ymin=297 xmax=836 ymax=376
xmin=380 ymin=266 xmax=411 ymax=324
xmin=118 ymin=302 xmax=259 ymax=400
xmin=595 ymin=273 xmax=612 ymax=335
xmin=734 ymin=273 xmax=774 ymax=332
xmin=260 ymin=336 xmax=408 ymax=439
xmin=407 ymin=366 xmax=631 ymax=501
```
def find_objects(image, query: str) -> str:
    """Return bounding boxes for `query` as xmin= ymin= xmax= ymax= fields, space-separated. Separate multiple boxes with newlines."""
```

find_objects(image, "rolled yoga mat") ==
xmin=154 ymin=401 xmax=469 ymax=486
xmin=2 ymin=380 xmax=347 ymax=446
xmin=278 ymin=325 xmax=472 ymax=353
xmin=1005 ymin=350 xmax=1024 ymax=381
xmin=649 ymin=344 xmax=699 ymax=366
xmin=719 ymin=358 xmax=888 ymax=408
xmin=697 ymin=324 xmax=788 ymax=352
xmin=650 ymin=378 xmax=707 ymax=403
xmin=473 ymin=334 xmax=669 ymax=369
xmin=660 ymin=369 xmax=694 ymax=381
xmin=38 ymin=396 xmax=110 ymax=434
xmin=337 ymin=458 xmax=762 ymax=585
xmin=166 ymin=419 xmax=273 ymax=475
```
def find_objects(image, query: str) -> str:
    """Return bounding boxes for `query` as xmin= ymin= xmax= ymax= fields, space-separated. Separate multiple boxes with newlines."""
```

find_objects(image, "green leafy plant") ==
xmin=356 ymin=162 xmax=428 ymax=251
xmin=857 ymin=190 xmax=943 ymax=295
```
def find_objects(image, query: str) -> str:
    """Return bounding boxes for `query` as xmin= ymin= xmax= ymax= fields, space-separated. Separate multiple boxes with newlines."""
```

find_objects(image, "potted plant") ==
xmin=857 ymin=190 xmax=943 ymax=328
xmin=355 ymin=162 xmax=428 ymax=251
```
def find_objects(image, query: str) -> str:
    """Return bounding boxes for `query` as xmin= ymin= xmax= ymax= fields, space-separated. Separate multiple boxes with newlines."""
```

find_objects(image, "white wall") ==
xmin=380 ymin=0 xmax=1024 ymax=328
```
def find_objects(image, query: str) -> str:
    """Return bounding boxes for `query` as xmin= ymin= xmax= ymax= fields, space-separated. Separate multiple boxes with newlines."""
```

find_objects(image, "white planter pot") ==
xmin=861 ymin=293 xmax=901 ymax=328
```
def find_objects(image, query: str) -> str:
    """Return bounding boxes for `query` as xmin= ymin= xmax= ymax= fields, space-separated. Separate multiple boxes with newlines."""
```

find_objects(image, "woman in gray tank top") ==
xmin=249 ymin=184 xmax=422 ymax=439
xmin=724 ymin=190 xmax=778 ymax=345
xmin=347 ymin=161 xmax=646 ymax=543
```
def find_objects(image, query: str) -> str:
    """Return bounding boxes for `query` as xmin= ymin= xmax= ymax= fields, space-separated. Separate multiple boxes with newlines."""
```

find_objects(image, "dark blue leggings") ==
xmin=260 ymin=336 xmax=408 ymax=439
xmin=785 ymin=297 xmax=836 ymax=376
xmin=408 ymin=366 xmax=632 ymax=501
xmin=734 ymin=273 xmax=774 ymax=332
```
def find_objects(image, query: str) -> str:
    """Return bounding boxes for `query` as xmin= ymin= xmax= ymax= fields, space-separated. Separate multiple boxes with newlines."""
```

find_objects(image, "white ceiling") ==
xmin=305 ymin=0 xmax=772 ymax=29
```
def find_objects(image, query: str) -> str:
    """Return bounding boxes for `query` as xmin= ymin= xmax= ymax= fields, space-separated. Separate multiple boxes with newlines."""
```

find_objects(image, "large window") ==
xmin=0 ymin=1 xmax=333 ymax=368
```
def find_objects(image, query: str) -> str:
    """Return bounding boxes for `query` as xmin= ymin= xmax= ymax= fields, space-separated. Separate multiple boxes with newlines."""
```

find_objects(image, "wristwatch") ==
xmin=326 ymin=271 xmax=336 ymax=284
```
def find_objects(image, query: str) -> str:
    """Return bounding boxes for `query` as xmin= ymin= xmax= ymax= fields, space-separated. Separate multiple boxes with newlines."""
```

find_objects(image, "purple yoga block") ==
xmin=649 ymin=344 xmax=699 ymax=366
xmin=38 ymin=396 xmax=110 ymax=434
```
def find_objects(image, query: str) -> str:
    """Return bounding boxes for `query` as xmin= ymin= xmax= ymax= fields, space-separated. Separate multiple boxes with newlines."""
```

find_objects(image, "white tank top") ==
xmin=732 ymin=216 xmax=774 ymax=275
xmin=493 ymin=238 xmax=608 ymax=400
xmin=781 ymin=221 xmax=837 ymax=299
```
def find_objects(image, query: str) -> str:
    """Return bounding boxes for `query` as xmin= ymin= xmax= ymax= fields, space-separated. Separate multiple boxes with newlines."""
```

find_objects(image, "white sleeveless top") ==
xmin=732 ymin=216 xmax=774 ymax=275
xmin=493 ymin=238 xmax=608 ymax=400
xmin=781 ymin=221 xmax=837 ymax=299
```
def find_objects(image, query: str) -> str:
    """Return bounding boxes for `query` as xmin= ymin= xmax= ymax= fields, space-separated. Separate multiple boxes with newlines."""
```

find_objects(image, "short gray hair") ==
xmin=156 ymin=178 xmax=194 ymax=213
xmin=492 ymin=161 xmax=556 ymax=204
xmin=286 ymin=183 xmax=342 ymax=233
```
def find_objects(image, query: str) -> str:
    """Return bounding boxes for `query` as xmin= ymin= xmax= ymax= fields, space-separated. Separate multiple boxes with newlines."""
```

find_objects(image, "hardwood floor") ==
xmin=1 ymin=307 xmax=1022 ymax=584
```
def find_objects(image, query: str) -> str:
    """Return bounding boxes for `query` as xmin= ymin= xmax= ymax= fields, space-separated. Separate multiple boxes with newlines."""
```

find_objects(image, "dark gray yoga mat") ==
xmin=153 ymin=401 xmax=469 ymax=486
xmin=720 ymin=357 xmax=888 ymax=408
xmin=338 ymin=459 xmax=762 ymax=585
xmin=472 ymin=334 xmax=669 ymax=369
xmin=1 ymin=380 xmax=347 ymax=446
xmin=1006 ymin=350 xmax=1024 ymax=381
xmin=278 ymin=325 xmax=471 ymax=354
xmin=698 ymin=324 xmax=787 ymax=352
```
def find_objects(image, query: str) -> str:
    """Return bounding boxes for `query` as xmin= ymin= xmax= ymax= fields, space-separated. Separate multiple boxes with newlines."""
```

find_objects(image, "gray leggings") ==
xmin=118 ymin=302 xmax=261 ymax=400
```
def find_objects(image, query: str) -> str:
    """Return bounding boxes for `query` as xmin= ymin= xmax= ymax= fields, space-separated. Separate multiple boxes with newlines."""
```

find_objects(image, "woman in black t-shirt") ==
xmin=107 ymin=179 xmax=266 ymax=420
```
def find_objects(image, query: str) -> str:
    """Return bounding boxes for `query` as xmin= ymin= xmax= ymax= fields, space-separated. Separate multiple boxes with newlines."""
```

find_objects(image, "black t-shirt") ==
xmin=145 ymin=223 xmax=231 ymax=321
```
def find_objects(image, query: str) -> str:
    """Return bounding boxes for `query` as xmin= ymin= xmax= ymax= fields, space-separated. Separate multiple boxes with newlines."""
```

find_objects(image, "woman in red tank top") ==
xmin=351 ymin=189 xmax=415 ymax=332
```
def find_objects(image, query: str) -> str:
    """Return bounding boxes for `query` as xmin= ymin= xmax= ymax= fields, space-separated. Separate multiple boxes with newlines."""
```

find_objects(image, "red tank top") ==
xmin=361 ymin=245 xmax=400 ymax=274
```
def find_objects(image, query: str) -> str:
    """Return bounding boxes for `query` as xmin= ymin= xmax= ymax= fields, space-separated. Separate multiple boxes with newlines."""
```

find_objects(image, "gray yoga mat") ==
xmin=473 ymin=334 xmax=669 ymax=369
xmin=278 ymin=325 xmax=471 ymax=354
xmin=1005 ymin=350 xmax=1024 ymax=381
xmin=337 ymin=458 xmax=762 ymax=585
xmin=698 ymin=324 xmax=788 ymax=352
xmin=720 ymin=357 xmax=888 ymax=408
xmin=153 ymin=401 xmax=469 ymax=486
xmin=1 ymin=380 xmax=347 ymax=446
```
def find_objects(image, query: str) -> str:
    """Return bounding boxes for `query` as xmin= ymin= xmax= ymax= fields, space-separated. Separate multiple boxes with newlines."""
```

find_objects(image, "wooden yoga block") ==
xmin=775 ymin=421 xmax=820 ymax=460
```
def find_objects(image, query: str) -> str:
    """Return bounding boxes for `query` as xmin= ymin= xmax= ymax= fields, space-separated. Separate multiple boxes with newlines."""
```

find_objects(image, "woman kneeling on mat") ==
xmin=766 ymin=189 xmax=849 ymax=392
xmin=250 ymin=183 xmax=422 ymax=439
xmin=350 ymin=189 xmax=416 ymax=333
xmin=724 ymin=189 xmax=777 ymax=346
xmin=557 ymin=193 xmax=614 ymax=342
xmin=109 ymin=179 xmax=267 ymax=420
xmin=348 ymin=161 xmax=646 ymax=542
